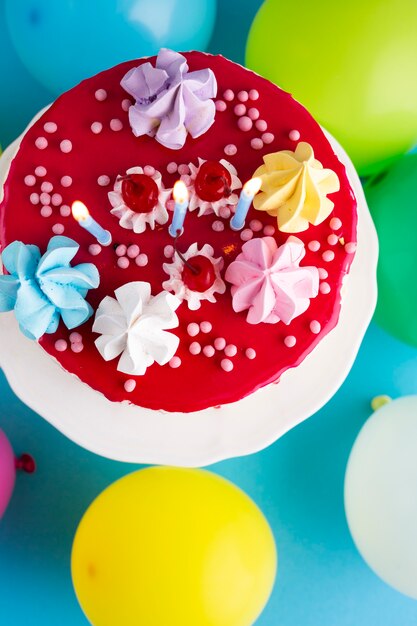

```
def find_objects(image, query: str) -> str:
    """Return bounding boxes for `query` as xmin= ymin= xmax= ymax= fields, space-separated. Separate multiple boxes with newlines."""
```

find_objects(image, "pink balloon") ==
xmin=0 ymin=429 xmax=16 ymax=518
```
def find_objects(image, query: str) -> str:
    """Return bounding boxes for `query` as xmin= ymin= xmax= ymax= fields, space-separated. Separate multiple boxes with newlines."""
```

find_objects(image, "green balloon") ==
xmin=246 ymin=0 xmax=417 ymax=176
xmin=365 ymin=152 xmax=417 ymax=346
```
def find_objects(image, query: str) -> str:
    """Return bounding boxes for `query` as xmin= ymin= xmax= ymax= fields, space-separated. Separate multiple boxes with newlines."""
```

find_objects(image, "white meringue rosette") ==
xmin=162 ymin=243 xmax=226 ymax=310
xmin=181 ymin=158 xmax=242 ymax=217
xmin=108 ymin=166 xmax=171 ymax=233
xmin=93 ymin=281 xmax=181 ymax=376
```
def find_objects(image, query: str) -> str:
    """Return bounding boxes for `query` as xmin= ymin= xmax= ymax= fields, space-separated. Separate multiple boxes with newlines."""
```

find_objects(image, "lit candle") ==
xmin=169 ymin=180 xmax=189 ymax=238
xmin=230 ymin=177 xmax=262 ymax=231
xmin=71 ymin=201 xmax=112 ymax=246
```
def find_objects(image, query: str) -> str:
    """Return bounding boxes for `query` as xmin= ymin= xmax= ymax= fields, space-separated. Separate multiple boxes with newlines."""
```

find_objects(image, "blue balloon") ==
xmin=5 ymin=0 xmax=217 ymax=95
xmin=0 ymin=0 xmax=51 ymax=148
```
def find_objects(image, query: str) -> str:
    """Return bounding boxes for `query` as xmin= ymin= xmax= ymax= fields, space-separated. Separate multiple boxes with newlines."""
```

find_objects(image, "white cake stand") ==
xmin=0 ymin=122 xmax=378 ymax=467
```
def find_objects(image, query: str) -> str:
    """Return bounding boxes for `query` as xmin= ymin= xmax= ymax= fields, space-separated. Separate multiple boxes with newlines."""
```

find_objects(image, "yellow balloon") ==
xmin=71 ymin=467 xmax=277 ymax=626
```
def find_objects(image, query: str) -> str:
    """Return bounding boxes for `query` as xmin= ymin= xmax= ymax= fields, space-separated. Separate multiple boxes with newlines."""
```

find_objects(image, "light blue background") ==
xmin=2 ymin=1 xmax=417 ymax=624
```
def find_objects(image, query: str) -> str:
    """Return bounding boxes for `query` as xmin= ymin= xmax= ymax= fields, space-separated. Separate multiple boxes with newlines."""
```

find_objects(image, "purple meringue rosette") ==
xmin=121 ymin=48 xmax=217 ymax=150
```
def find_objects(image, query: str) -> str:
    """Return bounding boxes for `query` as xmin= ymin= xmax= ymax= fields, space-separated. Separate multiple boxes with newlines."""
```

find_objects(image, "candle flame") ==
xmin=71 ymin=200 xmax=90 ymax=222
xmin=243 ymin=177 xmax=262 ymax=196
xmin=173 ymin=180 xmax=189 ymax=204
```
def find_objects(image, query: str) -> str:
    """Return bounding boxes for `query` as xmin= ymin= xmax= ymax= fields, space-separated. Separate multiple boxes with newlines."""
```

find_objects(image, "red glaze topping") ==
xmin=182 ymin=255 xmax=216 ymax=292
xmin=0 ymin=52 xmax=357 ymax=413
xmin=121 ymin=173 xmax=159 ymax=213
xmin=194 ymin=160 xmax=232 ymax=202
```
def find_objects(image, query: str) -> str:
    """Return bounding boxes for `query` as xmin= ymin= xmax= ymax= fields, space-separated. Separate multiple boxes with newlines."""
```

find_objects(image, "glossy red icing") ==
xmin=0 ymin=52 xmax=357 ymax=413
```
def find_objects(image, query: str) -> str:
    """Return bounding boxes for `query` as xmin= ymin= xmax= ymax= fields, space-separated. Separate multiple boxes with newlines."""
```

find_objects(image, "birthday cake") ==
xmin=0 ymin=49 xmax=357 ymax=414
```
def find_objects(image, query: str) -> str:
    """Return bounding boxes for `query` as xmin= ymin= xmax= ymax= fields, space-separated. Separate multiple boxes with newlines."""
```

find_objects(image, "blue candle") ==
xmin=71 ymin=201 xmax=112 ymax=246
xmin=169 ymin=180 xmax=189 ymax=238
xmin=230 ymin=177 xmax=262 ymax=231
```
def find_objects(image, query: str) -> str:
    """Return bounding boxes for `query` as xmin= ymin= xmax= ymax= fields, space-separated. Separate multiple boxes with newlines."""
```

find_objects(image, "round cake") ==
xmin=0 ymin=49 xmax=357 ymax=414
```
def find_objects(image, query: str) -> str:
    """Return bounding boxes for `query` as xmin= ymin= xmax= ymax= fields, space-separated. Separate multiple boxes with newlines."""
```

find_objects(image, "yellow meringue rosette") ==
xmin=253 ymin=142 xmax=340 ymax=233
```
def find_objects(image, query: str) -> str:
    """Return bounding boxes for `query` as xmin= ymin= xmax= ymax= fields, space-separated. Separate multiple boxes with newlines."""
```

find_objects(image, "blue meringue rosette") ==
xmin=0 ymin=236 xmax=100 ymax=340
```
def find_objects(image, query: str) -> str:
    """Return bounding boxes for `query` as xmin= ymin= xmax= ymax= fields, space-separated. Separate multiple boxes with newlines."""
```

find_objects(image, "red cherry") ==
xmin=15 ymin=453 xmax=36 ymax=473
xmin=121 ymin=174 xmax=159 ymax=213
xmin=182 ymin=255 xmax=217 ymax=292
xmin=194 ymin=161 xmax=232 ymax=202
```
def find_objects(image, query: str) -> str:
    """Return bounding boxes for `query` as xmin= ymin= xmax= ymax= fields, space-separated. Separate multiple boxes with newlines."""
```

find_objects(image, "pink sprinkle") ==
xmin=91 ymin=122 xmax=103 ymax=134
xmin=35 ymin=166 xmax=47 ymax=177
xmin=237 ymin=90 xmax=249 ymax=102
xmin=219 ymin=206 xmax=231 ymax=219
xmin=189 ymin=341 xmax=201 ymax=355
xmin=95 ymin=89 xmax=107 ymax=101
xmin=263 ymin=225 xmax=275 ymax=236
xmin=110 ymin=118 xmax=123 ymax=131
xmin=135 ymin=253 xmax=148 ymax=267
xmin=89 ymin=244 xmax=102 ymax=256
xmin=178 ymin=164 xmax=189 ymax=175
xmin=241 ymin=229 xmax=253 ymax=241
xmin=214 ymin=337 xmax=226 ymax=351
xmin=124 ymin=379 xmax=136 ymax=393
xmin=40 ymin=192 xmax=51 ymax=205
xmin=51 ymin=193 xmax=63 ymax=207
xmin=30 ymin=193 xmax=39 ymax=205
xmin=248 ymin=107 xmax=260 ymax=121
xmin=121 ymin=98 xmax=131 ymax=111
xmin=44 ymin=122 xmax=57 ymax=134
xmin=166 ymin=199 xmax=175 ymax=211
xmin=35 ymin=137 xmax=48 ymax=150
xmin=310 ymin=320 xmax=321 ymax=334
xmin=61 ymin=175 xmax=72 ymax=187
xmin=327 ymin=234 xmax=338 ymax=246
xmin=245 ymin=347 xmax=257 ymax=359
xmin=284 ymin=335 xmax=296 ymax=348
xmin=117 ymin=256 xmax=130 ymax=269
xmin=52 ymin=223 xmax=65 ymax=235
xmin=60 ymin=205 xmax=71 ymax=217
xmin=223 ymin=89 xmax=234 ymax=101
xmin=320 ymin=282 xmax=331 ymax=294
xmin=345 ymin=242 xmax=357 ymax=254
xmin=187 ymin=323 xmax=200 ymax=337
xmin=164 ymin=244 xmax=174 ymax=258
xmin=238 ymin=116 xmax=253 ymax=132
xmin=224 ymin=143 xmax=237 ymax=156
xmin=55 ymin=339 xmax=67 ymax=352
xmin=143 ymin=165 xmax=155 ymax=177
xmin=115 ymin=244 xmax=127 ymax=257
xmin=249 ymin=219 xmax=262 ymax=232
xmin=225 ymin=344 xmax=237 ymax=357
xmin=221 ymin=358 xmax=234 ymax=372
xmin=322 ymin=250 xmax=335 ymax=262
xmin=289 ymin=129 xmax=301 ymax=141
xmin=249 ymin=89 xmax=259 ymax=100
xmin=24 ymin=175 xmax=36 ymax=186
xmin=60 ymin=140 xmax=72 ymax=153
xmin=308 ymin=240 xmax=320 ymax=252
xmin=200 ymin=321 xmax=212 ymax=334
xmin=251 ymin=138 xmax=264 ymax=150
xmin=41 ymin=181 xmax=53 ymax=193
xmin=203 ymin=345 xmax=215 ymax=358
xmin=127 ymin=244 xmax=140 ymax=259
xmin=234 ymin=103 xmax=246 ymax=116
xmin=255 ymin=119 xmax=267 ymax=132
xmin=167 ymin=162 xmax=178 ymax=174
xmin=97 ymin=175 xmax=110 ymax=186
xmin=212 ymin=220 xmax=225 ymax=232
xmin=262 ymin=132 xmax=274 ymax=144
xmin=169 ymin=356 xmax=182 ymax=368
xmin=71 ymin=342 xmax=84 ymax=354
xmin=181 ymin=174 xmax=191 ymax=186
xmin=330 ymin=217 xmax=342 ymax=230
xmin=40 ymin=206 xmax=52 ymax=218
xmin=318 ymin=268 xmax=328 ymax=280
xmin=215 ymin=100 xmax=227 ymax=112
xmin=69 ymin=332 xmax=82 ymax=343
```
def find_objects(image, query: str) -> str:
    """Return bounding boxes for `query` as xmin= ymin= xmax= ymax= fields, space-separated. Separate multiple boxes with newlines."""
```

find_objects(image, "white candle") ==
xmin=71 ymin=201 xmax=112 ymax=246
xmin=169 ymin=180 xmax=189 ymax=238
xmin=230 ymin=177 xmax=262 ymax=231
